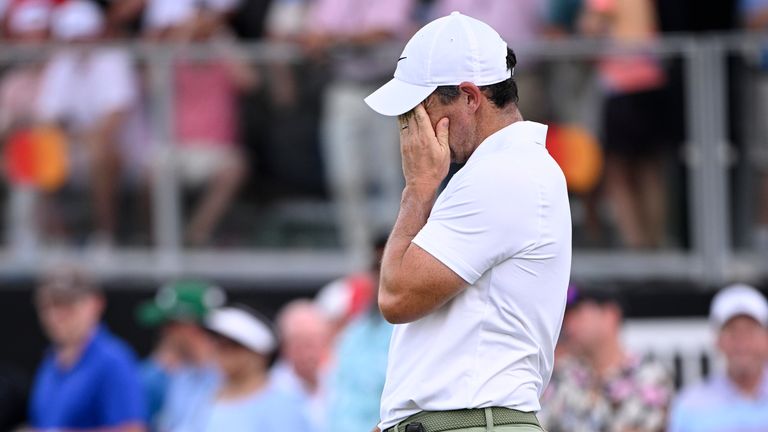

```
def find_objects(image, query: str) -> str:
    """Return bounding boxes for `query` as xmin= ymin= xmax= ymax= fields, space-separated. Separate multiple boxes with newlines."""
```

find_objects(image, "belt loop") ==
xmin=484 ymin=407 xmax=494 ymax=432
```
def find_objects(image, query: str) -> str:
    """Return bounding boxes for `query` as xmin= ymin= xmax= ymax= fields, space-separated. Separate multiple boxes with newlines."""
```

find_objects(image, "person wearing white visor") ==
xmin=165 ymin=306 xmax=312 ymax=432
xmin=369 ymin=12 xmax=571 ymax=432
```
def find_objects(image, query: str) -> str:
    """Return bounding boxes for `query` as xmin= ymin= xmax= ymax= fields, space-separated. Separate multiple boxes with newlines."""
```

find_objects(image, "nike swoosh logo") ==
xmin=398 ymin=57 xmax=407 ymax=61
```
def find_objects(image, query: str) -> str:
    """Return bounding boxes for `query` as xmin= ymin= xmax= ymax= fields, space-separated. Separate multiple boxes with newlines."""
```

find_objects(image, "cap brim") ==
xmin=364 ymin=78 xmax=436 ymax=116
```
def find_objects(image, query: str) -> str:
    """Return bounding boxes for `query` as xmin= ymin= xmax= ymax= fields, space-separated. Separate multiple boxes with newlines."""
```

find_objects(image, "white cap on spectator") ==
xmin=205 ymin=307 xmax=277 ymax=355
xmin=365 ymin=11 xmax=511 ymax=117
xmin=8 ymin=0 xmax=51 ymax=34
xmin=143 ymin=0 xmax=197 ymax=30
xmin=51 ymin=0 xmax=104 ymax=41
xmin=710 ymin=284 xmax=768 ymax=329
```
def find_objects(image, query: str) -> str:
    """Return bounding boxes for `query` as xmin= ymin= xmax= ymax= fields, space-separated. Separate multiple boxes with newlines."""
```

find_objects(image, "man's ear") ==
xmin=716 ymin=330 xmax=726 ymax=353
xmin=458 ymin=82 xmax=482 ymax=113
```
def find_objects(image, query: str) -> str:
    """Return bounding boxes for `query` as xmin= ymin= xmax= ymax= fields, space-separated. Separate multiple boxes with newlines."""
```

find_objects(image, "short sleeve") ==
xmin=98 ymin=352 xmax=146 ymax=427
xmin=412 ymin=164 xmax=541 ymax=284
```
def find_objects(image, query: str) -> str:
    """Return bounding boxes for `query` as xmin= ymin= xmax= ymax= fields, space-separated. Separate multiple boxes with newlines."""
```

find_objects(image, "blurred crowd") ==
xmin=1 ymin=251 xmax=766 ymax=431
xmin=0 ymin=235 xmax=387 ymax=432
xmin=1 ymin=0 xmax=768 ymax=430
xmin=0 ymin=0 xmax=764 ymax=253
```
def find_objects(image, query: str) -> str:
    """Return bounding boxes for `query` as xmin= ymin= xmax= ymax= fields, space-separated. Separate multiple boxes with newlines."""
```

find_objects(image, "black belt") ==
xmin=384 ymin=407 xmax=540 ymax=432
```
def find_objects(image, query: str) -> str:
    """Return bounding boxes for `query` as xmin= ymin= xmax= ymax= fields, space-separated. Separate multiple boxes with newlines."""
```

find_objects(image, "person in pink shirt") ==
xmin=580 ymin=0 xmax=672 ymax=250
xmin=144 ymin=2 xmax=257 ymax=246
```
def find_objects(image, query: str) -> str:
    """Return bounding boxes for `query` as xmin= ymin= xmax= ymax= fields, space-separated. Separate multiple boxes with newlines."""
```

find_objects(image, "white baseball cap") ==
xmin=364 ymin=11 xmax=511 ymax=117
xmin=8 ymin=0 xmax=51 ymax=35
xmin=143 ymin=0 xmax=197 ymax=30
xmin=710 ymin=284 xmax=768 ymax=329
xmin=51 ymin=0 xmax=104 ymax=41
xmin=205 ymin=306 xmax=277 ymax=355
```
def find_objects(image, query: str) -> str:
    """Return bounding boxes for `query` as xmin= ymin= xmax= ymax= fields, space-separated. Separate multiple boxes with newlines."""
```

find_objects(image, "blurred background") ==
xmin=0 ymin=0 xmax=767 ymax=431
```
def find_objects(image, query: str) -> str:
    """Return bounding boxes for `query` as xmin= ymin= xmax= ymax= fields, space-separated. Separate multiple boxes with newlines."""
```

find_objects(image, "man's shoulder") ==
xmin=90 ymin=328 xmax=139 ymax=368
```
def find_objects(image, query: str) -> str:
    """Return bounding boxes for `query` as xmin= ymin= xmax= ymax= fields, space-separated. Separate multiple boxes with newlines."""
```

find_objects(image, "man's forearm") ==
xmin=380 ymin=185 xmax=436 ymax=297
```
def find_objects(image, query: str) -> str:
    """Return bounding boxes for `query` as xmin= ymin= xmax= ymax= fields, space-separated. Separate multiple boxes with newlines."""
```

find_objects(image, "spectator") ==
xmin=315 ymin=272 xmax=375 ymax=339
xmin=0 ymin=0 xmax=51 ymax=258
xmin=0 ymin=0 xmax=49 ymax=136
xmin=304 ymin=0 xmax=415 ymax=252
xmin=539 ymin=288 xmax=673 ymax=432
xmin=139 ymin=281 xmax=226 ymax=432
xmin=144 ymin=2 xmax=256 ymax=247
xmin=169 ymin=306 xmax=311 ymax=431
xmin=580 ymin=0 xmax=673 ymax=249
xmin=138 ymin=332 xmax=182 ymax=431
xmin=29 ymin=264 xmax=146 ymax=432
xmin=325 ymin=235 xmax=392 ymax=432
xmin=272 ymin=299 xmax=332 ymax=431
xmin=36 ymin=0 xmax=140 ymax=249
xmin=429 ymin=0 xmax=549 ymax=121
xmin=668 ymin=284 xmax=768 ymax=432
xmin=741 ymin=0 xmax=768 ymax=250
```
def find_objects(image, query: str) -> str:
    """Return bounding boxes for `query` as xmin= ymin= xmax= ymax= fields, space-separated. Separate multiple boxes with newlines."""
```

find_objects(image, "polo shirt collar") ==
xmin=467 ymin=120 xmax=548 ymax=163
xmin=719 ymin=368 xmax=768 ymax=400
xmin=53 ymin=324 xmax=105 ymax=372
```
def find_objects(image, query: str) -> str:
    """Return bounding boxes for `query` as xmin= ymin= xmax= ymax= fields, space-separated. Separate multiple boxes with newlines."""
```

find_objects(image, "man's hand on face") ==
xmin=398 ymin=104 xmax=450 ymax=194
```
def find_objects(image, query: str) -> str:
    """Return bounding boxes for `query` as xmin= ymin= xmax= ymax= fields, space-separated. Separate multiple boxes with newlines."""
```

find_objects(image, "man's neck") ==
xmin=729 ymin=368 xmax=765 ymax=398
xmin=56 ymin=338 xmax=90 ymax=368
xmin=474 ymin=105 xmax=524 ymax=150
xmin=219 ymin=370 xmax=268 ymax=400
xmin=301 ymin=373 xmax=319 ymax=394
xmin=587 ymin=337 xmax=626 ymax=378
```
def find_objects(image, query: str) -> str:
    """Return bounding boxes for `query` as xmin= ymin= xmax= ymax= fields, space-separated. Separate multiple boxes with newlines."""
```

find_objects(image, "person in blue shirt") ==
xmin=136 ymin=280 xmax=227 ymax=431
xmin=29 ymin=265 xmax=146 ymax=432
xmin=668 ymin=284 xmax=768 ymax=432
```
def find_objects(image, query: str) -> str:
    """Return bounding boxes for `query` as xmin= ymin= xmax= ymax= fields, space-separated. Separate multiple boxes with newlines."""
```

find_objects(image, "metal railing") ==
xmin=0 ymin=35 xmax=765 ymax=286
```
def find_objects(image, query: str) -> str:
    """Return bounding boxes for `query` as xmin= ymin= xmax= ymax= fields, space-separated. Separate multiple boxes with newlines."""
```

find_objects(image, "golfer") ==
xmin=365 ymin=12 xmax=572 ymax=432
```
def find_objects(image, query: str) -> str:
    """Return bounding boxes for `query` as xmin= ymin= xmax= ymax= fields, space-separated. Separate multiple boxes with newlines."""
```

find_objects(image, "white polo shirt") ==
xmin=379 ymin=121 xmax=572 ymax=430
xmin=37 ymin=49 xmax=138 ymax=132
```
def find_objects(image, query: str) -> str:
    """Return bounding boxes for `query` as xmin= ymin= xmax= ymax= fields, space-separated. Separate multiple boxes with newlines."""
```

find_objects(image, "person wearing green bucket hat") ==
xmin=137 ymin=280 xmax=227 ymax=327
xmin=136 ymin=280 xmax=226 ymax=431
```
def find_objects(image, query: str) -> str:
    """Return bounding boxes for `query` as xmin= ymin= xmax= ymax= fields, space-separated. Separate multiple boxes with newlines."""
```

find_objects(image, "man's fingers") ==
xmin=436 ymin=117 xmax=450 ymax=149
xmin=412 ymin=104 xmax=433 ymax=133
